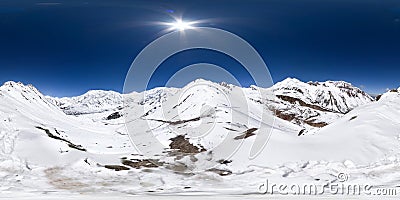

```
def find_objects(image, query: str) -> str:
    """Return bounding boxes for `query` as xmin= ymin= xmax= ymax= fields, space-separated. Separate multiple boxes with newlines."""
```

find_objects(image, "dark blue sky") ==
xmin=0 ymin=0 xmax=399 ymax=96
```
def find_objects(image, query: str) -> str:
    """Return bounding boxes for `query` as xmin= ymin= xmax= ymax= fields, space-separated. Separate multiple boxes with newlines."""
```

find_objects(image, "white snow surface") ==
xmin=48 ymin=90 xmax=124 ymax=115
xmin=272 ymin=78 xmax=373 ymax=113
xmin=1 ymin=79 xmax=400 ymax=197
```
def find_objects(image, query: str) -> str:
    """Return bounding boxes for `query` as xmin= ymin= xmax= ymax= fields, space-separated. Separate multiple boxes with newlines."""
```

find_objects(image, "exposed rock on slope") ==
xmin=269 ymin=78 xmax=373 ymax=128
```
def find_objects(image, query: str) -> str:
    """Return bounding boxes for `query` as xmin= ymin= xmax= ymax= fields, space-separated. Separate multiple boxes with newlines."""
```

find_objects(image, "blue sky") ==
xmin=0 ymin=0 xmax=399 ymax=97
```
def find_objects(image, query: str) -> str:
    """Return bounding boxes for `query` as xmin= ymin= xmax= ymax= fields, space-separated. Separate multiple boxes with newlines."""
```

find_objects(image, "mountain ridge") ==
xmin=1 ymin=78 xmax=378 ymax=129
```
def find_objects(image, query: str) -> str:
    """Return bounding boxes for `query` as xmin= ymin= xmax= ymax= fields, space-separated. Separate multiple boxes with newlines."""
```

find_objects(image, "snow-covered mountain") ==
xmin=48 ymin=90 xmax=124 ymax=115
xmin=0 ymin=81 xmax=132 ymax=165
xmin=47 ymin=78 xmax=373 ymax=130
xmin=272 ymin=78 xmax=373 ymax=113
xmin=1 ymin=79 xmax=399 ymax=196
xmin=269 ymin=78 xmax=373 ymax=129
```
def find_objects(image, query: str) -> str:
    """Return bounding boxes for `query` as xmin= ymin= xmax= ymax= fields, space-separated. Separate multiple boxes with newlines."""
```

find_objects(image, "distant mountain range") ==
xmin=46 ymin=78 xmax=374 ymax=129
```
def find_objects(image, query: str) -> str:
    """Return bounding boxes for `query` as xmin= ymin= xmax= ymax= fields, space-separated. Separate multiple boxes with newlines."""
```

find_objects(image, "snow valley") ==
xmin=1 ymin=78 xmax=400 ymax=196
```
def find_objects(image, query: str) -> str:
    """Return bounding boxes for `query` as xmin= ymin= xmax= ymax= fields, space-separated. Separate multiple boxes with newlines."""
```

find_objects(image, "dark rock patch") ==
xmin=234 ymin=128 xmax=258 ymax=140
xmin=275 ymin=110 xmax=296 ymax=121
xmin=298 ymin=129 xmax=306 ymax=136
xmin=217 ymin=159 xmax=232 ymax=165
xmin=121 ymin=159 xmax=163 ymax=169
xmin=207 ymin=168 xmax=232 ymax=176
xmin=224 ymin=127 xmax=238 ymax=132
xmin=274 ymin=109 xmax=328 ymax=128
xmin=147 ymin=117 xmax=201 ymax=126
xmin=276 ymin=95 xmax=333 ymax=113
xmin=169 ymin=135 xmax=206 ymax=153
xmin=104 ymin=165 xmax=130 ymax=171
xmin=349 ymin=116 xmax=357 ymax=121
xmin=35 ymin=126 xmax=86 ymax=152
xmin=106 ymin=112 xmax=122 ymax=120
xmin=304 ymin=120 xmax=328 ymax=128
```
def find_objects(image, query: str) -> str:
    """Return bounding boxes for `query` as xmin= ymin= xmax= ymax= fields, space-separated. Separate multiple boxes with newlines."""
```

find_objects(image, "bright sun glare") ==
xmin=167 ymin=19 xmax=195 ymax=31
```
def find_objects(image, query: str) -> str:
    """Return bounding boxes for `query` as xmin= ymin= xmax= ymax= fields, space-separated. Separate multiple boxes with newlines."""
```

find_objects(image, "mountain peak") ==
xmin=1 ymin=80 xmax=43 ymax=95
xmin=78 ymin=89 xmax=121 ymax=98
xmin=2 ymin=80 xmax=25 ymax=88
xmin=48 ymin=89 xmax=123 ymax=115
xmin=188 ymin=78 xmax=217 ymax=85
xmin=272 ymin=78 xmax=373 ymax=114
xmin=184 ymin=78 xmax=237 ymax=90
xmin=280 ymin=77 xmax=303 ymax=84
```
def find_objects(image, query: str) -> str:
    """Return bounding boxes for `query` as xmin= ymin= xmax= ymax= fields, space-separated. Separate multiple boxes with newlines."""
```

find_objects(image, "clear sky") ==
xmin=0 ymin=0 xmax=399 ymax=97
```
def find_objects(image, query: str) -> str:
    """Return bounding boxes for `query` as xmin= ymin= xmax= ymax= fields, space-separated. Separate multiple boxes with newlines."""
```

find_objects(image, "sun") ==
xmin=166 ymin=19 xmax=196 ymax=31
xmin=157 ymin=17 xmax=204 ymax=33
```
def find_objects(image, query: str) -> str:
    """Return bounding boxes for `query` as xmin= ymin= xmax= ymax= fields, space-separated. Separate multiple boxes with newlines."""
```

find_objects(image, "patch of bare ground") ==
xmin=121 ymin=158 xmax=164 ymax=169
xmin=276 ymin=95 xmax=333 ymax=113
xmin=165 ymin=162 xmax=191 ymax=173
xmin=169 ymin=135 xmax=206 ymax=153
xmin=274 ymin=110 xmax=296 ymax=121
xmin=104 ymin=165 xmax=130 ymax=171
xmin=44 ymin=167 xmax=88 ymax=190
xmin=234 ymin=128 xmax=258 ymax=140
xmin=304 ymin=119 xmax=328 ymax=127
xmin=274 ymin=109 xmax=328 ymax=128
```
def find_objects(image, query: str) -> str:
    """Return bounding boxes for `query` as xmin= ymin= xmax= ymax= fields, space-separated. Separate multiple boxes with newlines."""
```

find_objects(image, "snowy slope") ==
xmin=0 ymin=81 xmax=133 ymax=166
xmin=1 ymin=80 xmax=400 ymax=197
xmin=122 ymin=79 xmax=300 ymax=167
xmin=312 ymin=89 xmax=400 ymax=164
xmin=116 ymin=79 xmax=399 ymax=168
